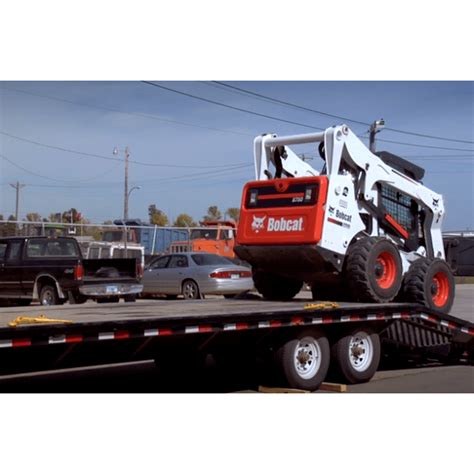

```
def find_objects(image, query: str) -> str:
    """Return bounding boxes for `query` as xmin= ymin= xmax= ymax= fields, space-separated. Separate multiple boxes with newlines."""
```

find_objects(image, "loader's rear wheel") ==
xmin=330 ymin=327 xmax=381 ymax=384
xmin=276 ymin=330 xmax=330 ymax=391
xmin=403 ymin=258 xmax=455 ymax=313
xmin=345 ymin=237 xmax=402 ymax=303
xmin=253 ymin=270 xmax=302 ymax=301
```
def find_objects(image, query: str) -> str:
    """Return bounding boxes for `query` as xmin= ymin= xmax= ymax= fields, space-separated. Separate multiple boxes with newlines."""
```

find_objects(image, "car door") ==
xmin=164 ymin=255 xmax=189 ymax=294
xmin=142 ymin=256 xmax=170 ymax=293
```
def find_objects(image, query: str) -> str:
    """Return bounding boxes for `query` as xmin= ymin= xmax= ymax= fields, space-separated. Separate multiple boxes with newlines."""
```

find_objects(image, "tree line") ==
xmin=0 ymin=205 xmax=240 ymax=237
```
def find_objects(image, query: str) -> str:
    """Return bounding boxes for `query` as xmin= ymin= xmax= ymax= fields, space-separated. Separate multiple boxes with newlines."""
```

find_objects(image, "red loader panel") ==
xmin=237 ymin=176 xmax=328 ymax=245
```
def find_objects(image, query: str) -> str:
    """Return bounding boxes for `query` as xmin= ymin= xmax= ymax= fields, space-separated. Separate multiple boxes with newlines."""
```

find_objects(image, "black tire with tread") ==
xmin=276 ymin=330 xmax=330 ymax=391
xmin=39 ymin=284 xmax=60 ymax=306
xmin=182 ymin=279 xmax=201 ymax=300
xmin=330 ymin=327 xmax=381 ymax=384
xmin=253 ymin=270 xmax=302 ymax=301
xmin=403 ymin=258 xmax=455 ymax=313
xmin=345 ymin=237 xmax=402 ymax=303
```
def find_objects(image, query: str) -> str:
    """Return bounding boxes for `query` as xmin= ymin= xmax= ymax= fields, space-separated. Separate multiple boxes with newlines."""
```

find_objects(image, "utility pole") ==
xmin=113 ymin=146 xmax=131 ymax=220
xmin=124 ymin=146 xmax=130 ymax=220
xmin=369 ymin=118 xmax=385 ymax=153
xmin=10 ymin=181 xmax=26 ymax=226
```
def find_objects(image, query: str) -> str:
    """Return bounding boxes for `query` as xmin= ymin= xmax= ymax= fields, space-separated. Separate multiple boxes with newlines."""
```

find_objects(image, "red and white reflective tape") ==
xmin=0 ymin=338 xmax=32 ymax=348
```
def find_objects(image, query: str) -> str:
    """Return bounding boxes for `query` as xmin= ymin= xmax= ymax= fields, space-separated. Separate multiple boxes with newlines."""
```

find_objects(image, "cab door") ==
xmin=0 ymin=240 xmax=24 ymax=297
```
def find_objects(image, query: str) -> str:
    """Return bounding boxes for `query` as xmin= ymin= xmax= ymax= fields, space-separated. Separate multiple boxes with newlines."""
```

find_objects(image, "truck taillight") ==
xmin=210 ymin=270 xmax=252 ymax=279
xmin=74 ymin=263 xmax=84 ymax=280
xmin=136 ymin=261 xmax=144 ymax=278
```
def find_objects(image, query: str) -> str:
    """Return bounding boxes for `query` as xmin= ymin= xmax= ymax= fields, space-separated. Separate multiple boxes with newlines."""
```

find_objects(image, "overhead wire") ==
xmin=212 ymin=81 xmax=474 ymax=145
xmin=0 ymin=85 xmax=254 ymax=138
xmin=0 ymin=129 xmax=247 ymax=169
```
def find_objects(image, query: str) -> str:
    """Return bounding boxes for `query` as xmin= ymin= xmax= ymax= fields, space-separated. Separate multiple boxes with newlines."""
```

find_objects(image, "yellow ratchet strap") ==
xmin=8 ymin=315 xmax=74 ymax=328
xmin=304 ymin=302 xmax=340 ymax=310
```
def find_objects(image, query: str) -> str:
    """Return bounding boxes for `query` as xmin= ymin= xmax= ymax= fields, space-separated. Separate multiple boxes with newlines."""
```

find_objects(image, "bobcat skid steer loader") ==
xmin=235 ymin=124 xmax=455 ymax=313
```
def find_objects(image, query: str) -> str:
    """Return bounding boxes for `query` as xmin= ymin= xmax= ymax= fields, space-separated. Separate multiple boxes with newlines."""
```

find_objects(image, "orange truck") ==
xmin=168 ymin=221 xmax=236 ymax=258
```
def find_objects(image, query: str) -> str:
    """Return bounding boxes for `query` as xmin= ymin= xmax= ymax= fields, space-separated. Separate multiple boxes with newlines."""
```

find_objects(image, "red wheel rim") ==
xmin=432 ymin=271 xmax=450 ymax=307
xmin=375 ymin=251 xmax=397 ymax=289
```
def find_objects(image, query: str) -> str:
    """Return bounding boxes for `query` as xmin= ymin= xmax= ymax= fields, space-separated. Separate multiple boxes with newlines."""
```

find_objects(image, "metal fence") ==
xmin=0 ymin=220 xmax=236 ymax=257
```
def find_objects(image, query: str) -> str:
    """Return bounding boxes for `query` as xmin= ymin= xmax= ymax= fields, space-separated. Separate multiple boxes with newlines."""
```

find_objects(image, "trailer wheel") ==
xmin=277 ymin=330 xmax=330 ymax=391
xmin=253 ymin=270 xmax=302 ymax=301
xmin=403 ymin=258 xmax=455 ymax=313
xmin=182 ymin=279 xmax=200 ymax=300
xmin=39 ymin=285 xmax=61 ymax=306
xmin=124 ymin=295 xmax=136 ymax=303
xmin=331 ymin=328 xmax=381 ymax=384
xmin=346 ymin=237 xmax=402 ymax=303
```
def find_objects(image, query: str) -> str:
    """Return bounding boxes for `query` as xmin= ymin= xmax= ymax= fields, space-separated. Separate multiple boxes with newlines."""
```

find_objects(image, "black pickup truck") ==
xmin=0 ymin=237 xmax=143 ymax=306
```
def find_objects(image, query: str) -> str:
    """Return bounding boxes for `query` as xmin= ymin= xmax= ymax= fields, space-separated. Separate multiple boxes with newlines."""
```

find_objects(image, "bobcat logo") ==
xmin=328 ymin=206 xmax=335 ymax=214
xmin=251 ymin=215 xmax=266 ymax=233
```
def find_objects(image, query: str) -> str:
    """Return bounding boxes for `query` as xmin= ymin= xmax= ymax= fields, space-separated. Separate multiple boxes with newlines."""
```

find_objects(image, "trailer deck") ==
xmin=0 ymin=296 xmax=472 ymax=390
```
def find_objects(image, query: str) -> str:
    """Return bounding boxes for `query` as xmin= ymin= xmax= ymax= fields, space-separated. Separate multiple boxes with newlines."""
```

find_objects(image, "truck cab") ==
xmin=169 ymin=221 xmax=236 ymax=258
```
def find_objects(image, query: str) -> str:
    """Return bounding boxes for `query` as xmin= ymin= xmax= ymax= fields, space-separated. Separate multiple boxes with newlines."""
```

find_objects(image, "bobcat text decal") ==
xmin=251 ymin=215 xmax=303 ymax=233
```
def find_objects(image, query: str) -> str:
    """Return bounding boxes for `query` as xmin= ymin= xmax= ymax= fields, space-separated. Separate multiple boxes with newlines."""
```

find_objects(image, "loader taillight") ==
xmin=74 ymin=263 xmax=84 ymax=281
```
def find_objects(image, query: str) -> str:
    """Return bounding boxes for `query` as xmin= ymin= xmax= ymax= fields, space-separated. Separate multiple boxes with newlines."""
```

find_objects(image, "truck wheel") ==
xmin=403 ymin=258 xmax=455 ymax=313
xmin=182 ymin=280 xmax=200 ymax=300
xmin=331 ymin=327 xmax=381 ymax=384
xmin=345 ymin=237 xmax=402 ymax=303
xmin=276 ymin=330 xmax=330 ymax=391
xmin=39 ymin=285 xmax=60 ymax=306
xmin=253 ymin=270 xmax=302 ymax=301
xmin=124 ymin=295 xmax=137 ymax=303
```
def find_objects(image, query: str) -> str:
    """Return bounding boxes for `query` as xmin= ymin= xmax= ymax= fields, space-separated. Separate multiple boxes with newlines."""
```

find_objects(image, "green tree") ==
xmin=202 ymin=205 xmax=222 ymax=222
xmin=148 ymin=204 xmax=169 ymax=226
xmin=173 ymin=213 xmax=197 ymax=228
xmin=226 ymin=207 xmax=240 ymax=222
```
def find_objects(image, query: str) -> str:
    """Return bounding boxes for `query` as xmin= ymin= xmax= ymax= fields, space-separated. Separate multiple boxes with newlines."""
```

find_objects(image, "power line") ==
xmin=0 ymin=152 xmax=251 ymax=187
xmin=0 ymin=129 xmax=247 ymax=169
xmin=141 ymin=81 xmax=326 ymax=131
xmin=142 ymin=82 xmax=474 ymax=152
xmin=212 ymin=81 xmax=474 ymax=145
xmin=0 ymin=85 xmax=253 ymax=138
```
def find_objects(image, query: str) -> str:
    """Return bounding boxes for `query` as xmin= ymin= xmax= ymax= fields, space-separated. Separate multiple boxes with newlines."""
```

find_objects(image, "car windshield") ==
xmin=191 ymin=253 xmax=231 ymax=266
xmin=189 ymin=229 xmax=218 ymax=240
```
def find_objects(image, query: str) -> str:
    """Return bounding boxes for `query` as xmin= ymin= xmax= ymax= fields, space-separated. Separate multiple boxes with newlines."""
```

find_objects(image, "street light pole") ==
xmin=10 ymin=181 xmax=25 ymax=232
xmin=124 ymin=146 xmax=130 ymax=220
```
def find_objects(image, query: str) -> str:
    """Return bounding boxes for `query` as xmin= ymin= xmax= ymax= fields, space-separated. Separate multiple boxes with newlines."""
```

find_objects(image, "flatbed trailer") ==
xmin=0 ymin=299 xmax=472 ymax=391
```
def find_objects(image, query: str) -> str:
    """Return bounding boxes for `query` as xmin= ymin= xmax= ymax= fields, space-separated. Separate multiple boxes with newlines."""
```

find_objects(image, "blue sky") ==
xmin=0 ymin=81 xmax=472 ymax=229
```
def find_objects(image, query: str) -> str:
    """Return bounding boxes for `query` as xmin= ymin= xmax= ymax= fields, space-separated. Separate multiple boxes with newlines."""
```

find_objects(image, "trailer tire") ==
xmin=124 ymin=295 xmax=136 ymax=303
xmin=346 ymin=237 xmax=402 ymax=303
xmin=403 ymin=258 xmax=455 ymax=313
xmin=39 ymin=285 xmax=61 ymax=306
xmin=253 ymin=270 xmax=302 ymax=301
xmin=182 ymin=279 xmax=200 ymax=300
xmin=276 ymin=330 xmax=330 ymax=391
xmin=331 ymin=327 xmax=381 ymax=384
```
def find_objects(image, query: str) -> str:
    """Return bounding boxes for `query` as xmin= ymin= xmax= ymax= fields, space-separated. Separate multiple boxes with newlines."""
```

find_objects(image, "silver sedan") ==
xmin=141 ymin=252 xmax=253 ymax=299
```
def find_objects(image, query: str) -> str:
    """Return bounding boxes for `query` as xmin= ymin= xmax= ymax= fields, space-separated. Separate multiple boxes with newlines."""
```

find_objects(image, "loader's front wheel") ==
xmin=345 ymin=237 xmax=402 ymax=303
xmin=253 ymin=270 xmax=302 ymax=301
xmin=403 ymin=258 xmax=455 ymax=313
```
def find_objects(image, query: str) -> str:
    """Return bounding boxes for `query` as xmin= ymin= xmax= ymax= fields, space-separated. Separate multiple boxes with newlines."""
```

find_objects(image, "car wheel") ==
xmin=39 ymin=285 xmax=60 ymax=306
xmin=182 ymin=279 xmax=200 ymax=300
